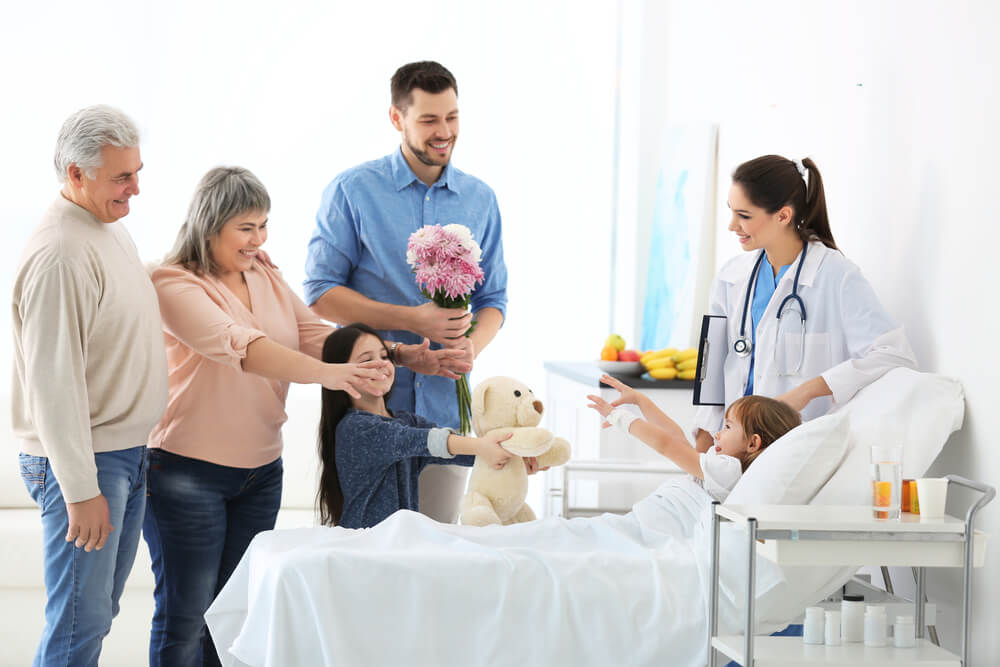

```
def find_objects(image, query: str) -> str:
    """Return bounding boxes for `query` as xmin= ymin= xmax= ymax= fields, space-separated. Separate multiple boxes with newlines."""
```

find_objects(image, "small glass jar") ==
xmin=864 ymin=605 xmax=888 ymax=647
xmin=894 ymin=615 xmax=916 ymax=648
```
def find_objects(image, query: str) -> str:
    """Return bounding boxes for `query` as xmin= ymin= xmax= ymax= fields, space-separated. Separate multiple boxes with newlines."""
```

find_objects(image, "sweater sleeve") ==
xmin=339 ymin=411 xmax=437 ymax=467
xmin=17 ymin=259 xmax=100 ymax=502
xmin=404 ymin=412 xmax=475 ymax=467
xmin=152 ymin=265 xmax=267 ymax=369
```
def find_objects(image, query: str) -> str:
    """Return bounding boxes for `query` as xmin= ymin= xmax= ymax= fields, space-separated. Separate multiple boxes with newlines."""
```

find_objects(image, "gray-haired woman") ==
xmin=143 ymin=166 xmax=469 ymax=666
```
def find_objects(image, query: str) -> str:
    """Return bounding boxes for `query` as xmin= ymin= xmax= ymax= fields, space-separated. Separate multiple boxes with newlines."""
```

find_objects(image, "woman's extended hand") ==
xmin=599 ymin=374 xmax=641 ymax=407
xmin=322 ymin=360 xmax=392 ymax=398
xmin=397 ymin=338 xmax=473 ymax=379
xmin=479 ymin=431 xmax=514 ymax=470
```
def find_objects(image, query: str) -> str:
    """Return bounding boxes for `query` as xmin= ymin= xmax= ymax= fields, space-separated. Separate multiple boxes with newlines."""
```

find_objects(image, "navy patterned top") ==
xmin=335 ymin=408 xmax=474 ymax=528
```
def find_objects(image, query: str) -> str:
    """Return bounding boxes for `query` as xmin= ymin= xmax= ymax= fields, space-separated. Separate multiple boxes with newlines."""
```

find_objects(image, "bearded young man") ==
xmin=304 ymin=61 xmax=508 ymax=523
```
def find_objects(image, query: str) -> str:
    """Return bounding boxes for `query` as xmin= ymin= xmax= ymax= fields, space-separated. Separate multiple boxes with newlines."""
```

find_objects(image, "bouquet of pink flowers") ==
xmin=406 ymin=223 xmax=485 ymax=434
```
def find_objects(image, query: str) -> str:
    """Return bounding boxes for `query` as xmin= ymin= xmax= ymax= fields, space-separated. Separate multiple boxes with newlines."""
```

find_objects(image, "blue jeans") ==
xmin=143 ymin=448 xmax=283 ymax=667
xmin=19 ymin=445 xmax=148 ymax=667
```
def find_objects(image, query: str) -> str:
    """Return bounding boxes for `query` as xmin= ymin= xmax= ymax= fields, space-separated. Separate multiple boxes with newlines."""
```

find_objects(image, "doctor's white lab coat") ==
xmin=692 ymin=241 xmax=917 ymax=436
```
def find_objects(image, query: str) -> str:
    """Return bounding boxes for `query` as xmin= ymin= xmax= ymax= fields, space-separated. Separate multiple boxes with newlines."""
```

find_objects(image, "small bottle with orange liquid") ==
xmin=871 ymin=445 xmax=902 ymax=519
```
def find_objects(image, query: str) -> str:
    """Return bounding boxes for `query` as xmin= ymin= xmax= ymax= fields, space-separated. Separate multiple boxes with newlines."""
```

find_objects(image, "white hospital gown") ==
xmin=697 ymin=448 xmax=742 ymax=502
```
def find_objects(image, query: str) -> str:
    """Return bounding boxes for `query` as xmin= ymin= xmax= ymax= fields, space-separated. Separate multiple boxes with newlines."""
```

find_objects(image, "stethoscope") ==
xmin=733 ymin=243 xmax=808 ymax=374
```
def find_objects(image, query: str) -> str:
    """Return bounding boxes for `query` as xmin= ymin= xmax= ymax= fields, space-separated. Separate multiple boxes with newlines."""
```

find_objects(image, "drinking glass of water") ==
xmin=871 ymin=445 xmax=902 ymax=519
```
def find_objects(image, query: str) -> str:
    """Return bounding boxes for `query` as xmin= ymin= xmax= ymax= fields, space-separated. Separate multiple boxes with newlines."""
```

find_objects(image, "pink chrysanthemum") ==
xmin=406 ymin=223 xmax=484 ymax=435
xmin=408 ymin=224 xmax=484 ymax=301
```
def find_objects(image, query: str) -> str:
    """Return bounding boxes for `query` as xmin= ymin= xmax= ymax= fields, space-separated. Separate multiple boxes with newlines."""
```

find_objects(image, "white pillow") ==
xmin=727 ymin=411 xmax=851 ymax=505
xmin=810 ymin=368 xmax=964 ymax=506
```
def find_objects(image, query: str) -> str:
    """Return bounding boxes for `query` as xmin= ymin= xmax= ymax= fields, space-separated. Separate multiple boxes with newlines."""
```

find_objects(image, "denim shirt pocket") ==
xmin=18 ymin=454 xmax=47 ymax=487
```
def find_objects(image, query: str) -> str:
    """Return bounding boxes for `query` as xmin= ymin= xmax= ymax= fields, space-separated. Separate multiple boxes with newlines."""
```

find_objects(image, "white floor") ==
xmin=0 ymin=589 xmax=154 ymax=666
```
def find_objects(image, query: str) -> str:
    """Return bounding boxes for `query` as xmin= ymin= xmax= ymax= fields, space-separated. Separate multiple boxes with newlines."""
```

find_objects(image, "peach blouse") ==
xmin=148 ymin=260 xmax=332 ymax=468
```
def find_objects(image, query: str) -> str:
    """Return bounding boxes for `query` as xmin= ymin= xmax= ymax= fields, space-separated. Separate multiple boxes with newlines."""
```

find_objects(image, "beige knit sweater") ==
xmin=12 ymin=196 xmax=168 ymax=503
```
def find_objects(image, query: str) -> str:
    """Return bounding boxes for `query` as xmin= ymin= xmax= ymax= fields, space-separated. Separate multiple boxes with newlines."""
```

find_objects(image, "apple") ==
xmin=618 ymin=349 xmax=641 ymax=362
xmin=604 ymin=333 xmax=626 ymax=351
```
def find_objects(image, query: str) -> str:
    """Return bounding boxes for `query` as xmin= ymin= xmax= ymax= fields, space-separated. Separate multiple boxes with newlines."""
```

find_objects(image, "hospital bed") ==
xmin=205 ymin=368 xmax=966 ymax=667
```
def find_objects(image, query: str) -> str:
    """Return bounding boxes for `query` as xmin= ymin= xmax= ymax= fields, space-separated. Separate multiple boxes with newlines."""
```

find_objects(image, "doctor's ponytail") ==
xmin=732 ymin=155 xmax=837 ymax=250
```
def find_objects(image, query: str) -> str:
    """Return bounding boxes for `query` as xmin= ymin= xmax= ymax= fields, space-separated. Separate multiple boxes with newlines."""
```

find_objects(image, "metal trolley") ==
xmin=707 ymin=475 xmax=994 ymax=666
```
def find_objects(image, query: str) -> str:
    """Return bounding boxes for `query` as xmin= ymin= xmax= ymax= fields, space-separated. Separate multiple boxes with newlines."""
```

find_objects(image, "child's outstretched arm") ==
xmin=599 ymin=374 xmax=690 ymax=447
xmin=586 ymin=393 xmax=703 ymax=480
xmin=446 ymin=432 xmax=514 ymax=470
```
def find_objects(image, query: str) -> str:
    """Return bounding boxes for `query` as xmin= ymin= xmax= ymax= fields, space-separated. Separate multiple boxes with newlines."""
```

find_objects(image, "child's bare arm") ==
xmin=587 ymin=394 xmax=703 ymax=479
xmin=625 ymin=419 xmax=703 ymax=479
xmin=600 ymin=374 xmax=689 ymax=445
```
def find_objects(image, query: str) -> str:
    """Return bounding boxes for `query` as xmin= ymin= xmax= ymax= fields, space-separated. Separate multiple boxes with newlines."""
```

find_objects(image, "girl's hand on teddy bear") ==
xmin=481 ymin=432 xmax=514 ymax=470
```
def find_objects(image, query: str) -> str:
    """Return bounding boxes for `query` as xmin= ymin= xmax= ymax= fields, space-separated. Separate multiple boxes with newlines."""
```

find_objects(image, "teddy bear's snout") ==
xmin=533 ymin=400 xmax=543 ymax=415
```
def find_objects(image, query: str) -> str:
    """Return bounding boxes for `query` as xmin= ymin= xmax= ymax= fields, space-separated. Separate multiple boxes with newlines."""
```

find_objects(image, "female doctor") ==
xmin=692 ymin=155 xmax=916 ymax=453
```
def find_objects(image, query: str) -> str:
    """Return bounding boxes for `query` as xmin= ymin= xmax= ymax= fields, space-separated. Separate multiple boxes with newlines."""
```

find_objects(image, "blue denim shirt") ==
xmin=335 ymin=409 xmax=474 ymax=529
xmin=305 ymin=149 xmax=508 ymax=429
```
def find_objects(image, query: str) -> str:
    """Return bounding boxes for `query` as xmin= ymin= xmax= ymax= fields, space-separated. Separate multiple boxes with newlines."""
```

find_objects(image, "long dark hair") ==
xmin=316 ymin=323 xmax=393 ymax=526
xmin=732 ymin=155 xmax=837 ymax=250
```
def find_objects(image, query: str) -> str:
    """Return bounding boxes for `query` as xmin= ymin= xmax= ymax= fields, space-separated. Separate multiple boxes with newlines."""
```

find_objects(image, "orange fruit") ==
xmin=600 ymin=346 xmax=619 ymax=361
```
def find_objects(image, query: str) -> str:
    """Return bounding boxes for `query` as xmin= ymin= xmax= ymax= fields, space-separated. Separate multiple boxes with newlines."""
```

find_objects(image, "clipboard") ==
xmin=693 ymin=315 xmax=727 ymax=406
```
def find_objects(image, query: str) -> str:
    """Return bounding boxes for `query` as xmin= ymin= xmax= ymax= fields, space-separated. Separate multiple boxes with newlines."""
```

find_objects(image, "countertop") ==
xmin=544 ymin=361 xmax=696 ymax=391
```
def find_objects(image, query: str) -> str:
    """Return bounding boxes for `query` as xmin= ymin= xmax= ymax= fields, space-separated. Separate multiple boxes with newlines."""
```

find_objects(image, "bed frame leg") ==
xmin=708 ymin=502 xmax=720 ymax=667
xmin=744 ymin=517 xmax=757 ymax=666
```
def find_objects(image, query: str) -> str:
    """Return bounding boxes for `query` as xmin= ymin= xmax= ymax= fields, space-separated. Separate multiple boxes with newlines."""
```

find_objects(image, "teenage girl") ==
xmin=317 ymin=323 xmax=514 ymax=528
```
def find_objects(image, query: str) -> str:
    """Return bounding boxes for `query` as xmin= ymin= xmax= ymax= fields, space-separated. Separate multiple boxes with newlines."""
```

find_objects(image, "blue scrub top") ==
xmin=744 ymin=255 xmax=790 ymax=396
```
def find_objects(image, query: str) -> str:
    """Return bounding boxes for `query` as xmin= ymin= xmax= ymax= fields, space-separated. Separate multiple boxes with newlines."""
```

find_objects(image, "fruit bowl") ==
xmin=597 ymin=360 xmax=645 ymax=376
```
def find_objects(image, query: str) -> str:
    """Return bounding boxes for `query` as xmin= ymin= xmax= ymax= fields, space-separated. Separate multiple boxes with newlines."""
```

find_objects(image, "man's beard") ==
xmin=405 ymin=135 xmax=453 ymax=167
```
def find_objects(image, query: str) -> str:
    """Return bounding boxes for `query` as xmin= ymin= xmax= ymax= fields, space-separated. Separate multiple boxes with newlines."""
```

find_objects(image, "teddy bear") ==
xmin=459 ymin=376 xmax=571 ymax=526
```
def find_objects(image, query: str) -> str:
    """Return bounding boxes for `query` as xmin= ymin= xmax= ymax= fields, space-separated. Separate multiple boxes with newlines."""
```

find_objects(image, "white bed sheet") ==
xmin=206 ymin=369 xmax=965 ymax=667
xmin=207 ymin=478 xmax=794 ymax=667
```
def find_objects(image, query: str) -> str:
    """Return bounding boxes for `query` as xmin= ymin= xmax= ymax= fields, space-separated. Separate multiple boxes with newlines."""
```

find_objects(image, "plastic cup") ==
xmin=871 ymin=445 xmax=902 ymax=519
xmin=915 ymin=478 xmax=949 ymax=520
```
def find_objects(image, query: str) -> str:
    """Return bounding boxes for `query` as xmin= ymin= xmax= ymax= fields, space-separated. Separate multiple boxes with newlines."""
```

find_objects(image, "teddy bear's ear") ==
xmin=472 ymin=381 xmax=490 ymax=419
xmin=471 ymin=381 xmax=493 ymax=436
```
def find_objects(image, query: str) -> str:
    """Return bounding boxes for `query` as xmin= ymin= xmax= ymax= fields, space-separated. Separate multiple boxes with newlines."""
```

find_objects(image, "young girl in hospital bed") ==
xmin=316 ymin=323 xmax=520 ymax=529
xmin=588 ymin=374 xmax=800 ymax=502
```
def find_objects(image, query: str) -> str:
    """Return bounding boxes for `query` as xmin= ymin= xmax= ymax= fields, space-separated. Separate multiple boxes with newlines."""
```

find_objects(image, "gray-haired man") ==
xmin=12 ymin=105 xmax=167 ymax=665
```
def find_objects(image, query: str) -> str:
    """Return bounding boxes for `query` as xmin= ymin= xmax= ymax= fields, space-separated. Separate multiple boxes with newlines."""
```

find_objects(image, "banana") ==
xmin=672 ymin=348 xmax=698 ymax=363
xmin=676 ymin=357 xmax=698 ymax=372
xmin=643 ymin=357 xmax=675 ymax=371
xmin=678 ymin=369 xmax=697 ymax=380
xmin=648 ymin=367 xmax=678 ymax=380
xmin=640 ymin=347 xmax=677 ymax=365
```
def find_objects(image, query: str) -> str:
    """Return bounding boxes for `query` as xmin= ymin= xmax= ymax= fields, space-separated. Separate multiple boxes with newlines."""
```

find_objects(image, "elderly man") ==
xmin=304 ymin=61 xmax=509 ymax=522
xmin=12 ymin=105 xmax=168 ymax=665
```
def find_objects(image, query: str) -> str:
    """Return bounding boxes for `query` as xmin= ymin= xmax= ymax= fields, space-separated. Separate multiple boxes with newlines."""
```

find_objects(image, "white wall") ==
xmin=633 ymin=0 xmax=999 ymax=661
xmin=0 ymin=1 xmax=618 ymax=506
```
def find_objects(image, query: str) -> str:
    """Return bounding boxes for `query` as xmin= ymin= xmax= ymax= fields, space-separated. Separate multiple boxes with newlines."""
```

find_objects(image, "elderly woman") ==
xmin=143 ymin=166 xmax=469 ymax=666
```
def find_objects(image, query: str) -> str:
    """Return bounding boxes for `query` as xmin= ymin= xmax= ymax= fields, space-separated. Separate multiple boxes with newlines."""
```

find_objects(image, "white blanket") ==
xmin=207 ymin=477 xmax=809 ymax=667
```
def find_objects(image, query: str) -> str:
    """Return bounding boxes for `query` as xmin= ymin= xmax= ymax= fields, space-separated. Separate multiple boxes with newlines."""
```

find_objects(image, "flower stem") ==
xmin=456 ymin=373 xmax=472 ymax=435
